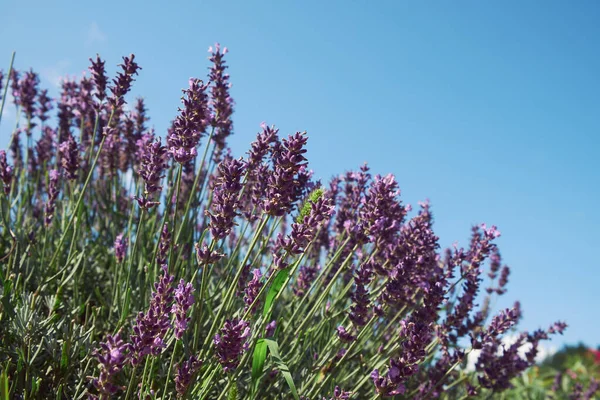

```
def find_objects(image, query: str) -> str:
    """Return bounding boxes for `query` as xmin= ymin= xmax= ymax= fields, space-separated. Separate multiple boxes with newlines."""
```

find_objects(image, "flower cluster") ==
xmin=167 ymin=78 xmax=210 ymax=163
xmin=108 ymin=54 xmax=141 ymax=108
xmin=90 ymin=333 xmax=131 ymax=399
xmin=0 ymin=150 xmax=13 ymax=196
xmin=172 ymin=280 xmax=195 ymax=339
xmin=136 ymin=136 xmax=168 ymax=209
xmin=130 ymin=266 xmax=175 ymax=364
xmin=214 ymin=318 xmax=250 ymax=372
xmin=208 ymin=43 xmax=234 ymax=160
xmin=207 ymin=156 xmax=244 ymax=239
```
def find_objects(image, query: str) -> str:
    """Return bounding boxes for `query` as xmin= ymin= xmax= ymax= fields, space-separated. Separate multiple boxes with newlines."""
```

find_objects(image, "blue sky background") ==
xmin=1 ymin=1 xmax=599 ymax=349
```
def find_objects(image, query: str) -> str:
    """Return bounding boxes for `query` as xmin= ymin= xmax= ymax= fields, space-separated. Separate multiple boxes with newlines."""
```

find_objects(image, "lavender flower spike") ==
xmin=44 ymin=169 xmax=60 ymax=226
xmin=209 ymin=43 xmax=234 ymax=160
xmin=90 ymin=333 xmax=131 ymax=399
xmin=89 ymin=55 xmax=108 ymax=109
xmin=58 ymin=134 xmax=80 ymax=180
xmin=136 ymin=136 xmax=168 ymax=210
xmin=172 ymin=279 xmax=195 ymax=339
xmin=214 ymin=318 xmax=250 ymax=372
xmin=113 ymin=233 xmax=127 ymax=263
xmin=207 ymin=157 xmax=244 ymax=239
xmin=130 ymin=265 xmax=174 ymax=364
xmin=243 ymin=268 xmax=263 ymax=313
xmin=167 ymin=78 xmax=210 ymax=163
xmin=0 ymin=150 xmax=13 ymax=196
xmin=174 ymin=355 xmax=202 ymax=397
xmin=108 ymin=54 xmax=141 ymax=109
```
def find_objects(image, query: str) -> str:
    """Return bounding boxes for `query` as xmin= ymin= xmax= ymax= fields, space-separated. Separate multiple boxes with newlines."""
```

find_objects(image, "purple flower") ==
xmin=195 ymin=243 xmax=224 ymax=265
xmin=263 ymin=132 xmax=309 ymax=216
xmin=114 ymin=233 xmax=127 ymax=263
xmin=44 ymin=169 xmax=60 ymax=226
xmin=0 ymin=150 xmax=13 ymax=196
xmin=133 ymin=98 xmax=148 ymax=136
xmin=171 ymin=279 xmax=195 ymax=339
xmin=17 ymin=70 xmax=40 ymax=131
xmin=349 ymin=261 xmax=374 ymax=327
xmin=167 ymin=78 xmax=210 ymax=163
xmin=174 ymin=355 xmax=202 ymax=397
xmin=293 ymin=264 xmax=320 ymax=297
xmin=243 ymin=269 xmax=263 ymax=313
xmin=9 ymin=69 xmax=20 ymax=104
xmin=58 ymin=133 xmax=80 ymax=180
xmin=496 ymin=265 xmax=510 ymax=295
xmin=265 ymin=320 xmax=277 ymax=337
xmin=213 ymin=318 xmax=250 ymax=373
xmin=136 ymin=136 xmax=168 ymax=209
xmin=89 ymin=55 xmax=108 ymax=109
xmin=548 ymin=321 xmax=568 ymax=335
xmin=90 ymin=333 xmax=131 ymax=399
xmin=36 ymin=89 xmax=53 ymax=123
xmin=207 ymin=157 xmax=244 ymax=239
xmin=280 ymin=195 xmax=335 ymax=255
xmin=208 ymin=43 xmax=234 ymax=161
xmin=108 ymin=54 xmax=141 ymax=109
xmin=131 ymin=265 xmax=174 ymax=364
xmin=336 ymin=326 xmax=356 ymax=343
xmin=327 ymin=387 xmax=352 ymax=400
xmin=359 ymin=173 xmax=406 ymax=247
xmin=156 ymin=224 xmax=173 ymax=266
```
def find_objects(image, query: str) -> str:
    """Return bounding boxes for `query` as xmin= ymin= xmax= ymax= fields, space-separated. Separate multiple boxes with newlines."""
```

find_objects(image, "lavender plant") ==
xmin=0 ymin=45 xmax=574 ymax=400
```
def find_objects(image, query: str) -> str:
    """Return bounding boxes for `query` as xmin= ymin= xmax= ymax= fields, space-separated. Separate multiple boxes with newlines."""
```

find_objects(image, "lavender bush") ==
xmin=0 ymin=45 xmax=575 ymax=399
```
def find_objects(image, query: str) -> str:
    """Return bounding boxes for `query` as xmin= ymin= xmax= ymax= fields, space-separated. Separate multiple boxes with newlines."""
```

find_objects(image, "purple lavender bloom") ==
xmin=584 ymin=379 xmax=599 ymax=400
xmin=359 ymin=173 xmax=406 ymax=247
xmin=213 ymin=318 xmax=250 ymax=373
xmin=156 ymin=224 xmax=173 ymax=266
xmin=548 ymin=321 xmax=568 ymax=335
xmin=114 ymin=233 xmax=127 ymax=263
xmin=208 ymin=43 xmax=234 ymax=160
xmin=281 ymin=195 xmax=335 ymax=255
xmin=496 ymin=265 xmax=510 ymax=295
xmin=0 ymin=150 xmax=13 ymax=196
xmin=293 ymin=264 xmax=320 ymax=297
xmin=167 ymin=78 xmax=210 ymax=163
xmin=89 ymin=55 xmax=108 ymax=109
xmin=207 ymin=157 xmax=244 ymax=239
xmin=133 ymin=97 xmax=148 ymax=136
xmin=172 ymin=279 xmax=195 ymax=339
xmin=246 ymin=123 xmax=278 ymax=171
xmin=243 ymin=269 xmax=263 ymax=313
xmin=195 ymin=243 xmax=224 ymax=265
xmin=237 ymin=263 xmax=252 ymax=296
xmin=17 ymin=70 xmax=40 ymax=130
xmin=9 ymin=69 xmax=20 ymax=104
xmin=44 ymin=169 xmax=60 ymax=226
xmin=336 ymin=326 xmax=356 ymax=343
xmin=263 ymin=132 xmax=309 ymax=216
xmin=265 ymin=320 xmax=277 ymax=337
xmin=131 ymin=265 xmax=174 ymax=364
xmin=349 ymin=261 xmax=374 ymax=327
xmin=327 ymin=387 xmax=352 ymax=400
xmin=108 ymin=54 xmax=141 ymax=109
xmin=36 ymin=89 xmax=53 ymax=123
xmin=56 ymin=78 xmax=77 ymax=143
xmin=135 ymin=137 xmax=168 ymax=209
xmin=90 ymin=333 xmax=131 ymax=399
xmin=58 ymin=133 xmax=80 ymax=180
xmin=174 ymin=355 xmax=202 ymax=397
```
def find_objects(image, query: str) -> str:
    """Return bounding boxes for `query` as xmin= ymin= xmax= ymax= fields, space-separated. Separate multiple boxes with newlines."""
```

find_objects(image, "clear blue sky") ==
xmin=1 ymin=1 xmax=599 ymax=349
